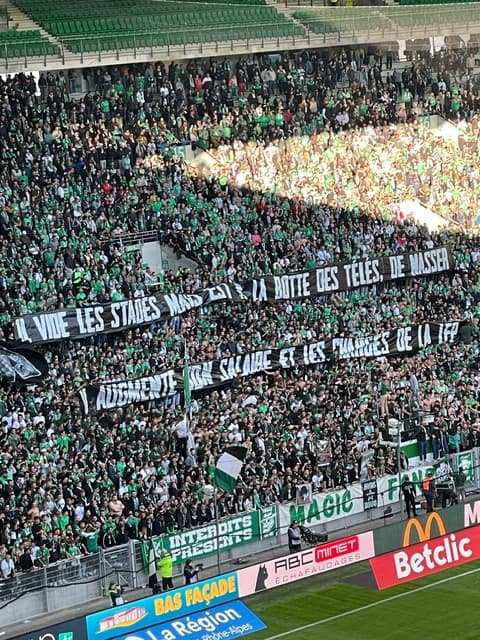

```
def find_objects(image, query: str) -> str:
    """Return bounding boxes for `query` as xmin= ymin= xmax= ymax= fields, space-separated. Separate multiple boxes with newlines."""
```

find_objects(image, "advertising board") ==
xmin=237 ymin=531 xmax=375 ymax=595
xmin=109 ymin=601 xmax=266 ymax=640
xmin=370 ymin=524 xmax=480 ymax=589
xmin=86 ymin=573 xmax=239 ymax=640
xmin=11 ymin=617 xmax=87 ymax=640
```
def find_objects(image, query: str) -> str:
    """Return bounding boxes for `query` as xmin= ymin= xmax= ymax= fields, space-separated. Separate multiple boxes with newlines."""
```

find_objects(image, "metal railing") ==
xmin=0 ymin=544 xmax=166 ymax=627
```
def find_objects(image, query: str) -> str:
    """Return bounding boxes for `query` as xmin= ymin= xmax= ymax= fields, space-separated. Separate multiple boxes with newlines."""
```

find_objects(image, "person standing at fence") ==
xmin=378 ymin=378 xmax=389 ymax=419
xmin=416 ymin=422 xmax=429 ymax=463
xmin=287 ymin=521 xmax=302 ymax=554
xmin=401 ymin=474 xmax=417 ymax=519
xmin=1 ymin=553 xmax=15 ymax=580
xmin=422 ymin=471 xmax=436 ymax=513
xmin=158 ymin=549 xmax=174 ymax=591
xmin=455 ymin=466 xmax=467 ymax=502
xmin=108 ymin=581 xmax=124 ymax=607
xmin=183 ymin=559 xmax=201 ymax=585
xmin=0 ymin=552 xmax=15 ymax=599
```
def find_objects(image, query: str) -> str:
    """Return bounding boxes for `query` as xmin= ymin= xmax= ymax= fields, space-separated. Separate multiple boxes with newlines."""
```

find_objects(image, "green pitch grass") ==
xmin=246 ymin=560 xmax=480 ymax=640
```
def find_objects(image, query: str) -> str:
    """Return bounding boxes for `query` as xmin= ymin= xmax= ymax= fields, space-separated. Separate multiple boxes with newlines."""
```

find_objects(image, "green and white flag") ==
xmin=183 ymin=342 xmax=191 ymax=409
xmin=147 ymin=537 xmax=158 ymax=589
xmin=214 ymin=446 xmax=247 ymax=494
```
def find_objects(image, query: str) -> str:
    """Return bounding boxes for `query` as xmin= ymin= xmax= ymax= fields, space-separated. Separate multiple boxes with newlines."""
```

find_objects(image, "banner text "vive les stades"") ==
xmin=15 ymin=247 xmax=452 ymax=344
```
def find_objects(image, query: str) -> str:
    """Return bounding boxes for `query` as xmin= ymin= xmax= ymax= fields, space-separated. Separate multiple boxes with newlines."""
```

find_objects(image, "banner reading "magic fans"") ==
xmin=14 ymin=247 xmax=453 ymax=344
xmin=370 ymin=524 xmax=480 ymax=589
xmin=80 ymin=321 xmax=468 ymax=413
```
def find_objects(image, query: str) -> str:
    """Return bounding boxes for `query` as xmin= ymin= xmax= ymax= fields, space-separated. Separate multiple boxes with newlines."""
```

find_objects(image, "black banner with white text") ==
xmin=15 ymin=247 xmax=453 ymax=344
xmin=362 ymin=480 xmax=379 ymax=510
xmin=79 ymin=320 xmax=469 ymax=413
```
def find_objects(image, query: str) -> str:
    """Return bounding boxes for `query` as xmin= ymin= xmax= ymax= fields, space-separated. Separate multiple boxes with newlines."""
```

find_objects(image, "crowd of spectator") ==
xmin=1 ymin=43 xmax=480 ymax=585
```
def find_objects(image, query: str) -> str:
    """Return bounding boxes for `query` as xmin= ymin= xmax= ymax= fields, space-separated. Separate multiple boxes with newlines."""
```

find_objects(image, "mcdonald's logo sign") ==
xmin=402 ymin=512 xmax=447 ymax=548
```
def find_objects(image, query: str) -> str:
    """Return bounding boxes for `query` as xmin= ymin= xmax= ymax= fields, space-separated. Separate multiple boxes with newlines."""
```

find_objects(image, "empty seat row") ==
xmin=65 ymin=22 xmax=304 ymax=53
xmin=0 ymin=29 xmax=59 ymax=58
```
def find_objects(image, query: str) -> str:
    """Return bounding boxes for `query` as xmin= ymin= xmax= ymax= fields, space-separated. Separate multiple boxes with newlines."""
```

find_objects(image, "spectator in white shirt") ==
xmin=1 ymin=553 xmax=15 ymax=579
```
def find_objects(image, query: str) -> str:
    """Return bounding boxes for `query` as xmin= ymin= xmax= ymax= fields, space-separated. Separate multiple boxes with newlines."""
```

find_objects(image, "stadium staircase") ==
xmin=0 ymin=0 xmax=61 ymax=61
xmin=264 ymin=0 xmax=314 ymax=38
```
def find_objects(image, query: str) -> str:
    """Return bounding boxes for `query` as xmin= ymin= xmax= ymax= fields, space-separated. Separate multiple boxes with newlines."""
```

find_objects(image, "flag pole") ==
xmin=183 ymin=338 xmax=194 ymax=456
xmin=214 ymin=487 xmax=221 ymax=575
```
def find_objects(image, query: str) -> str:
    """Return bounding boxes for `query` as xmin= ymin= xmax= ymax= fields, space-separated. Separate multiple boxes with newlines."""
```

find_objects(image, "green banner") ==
xmin=259 ymin=504 xmax=277 ymax=539
xmin=141 ymin=507 xmax=278 ymax=568
xmin=456 ymin=451 xmax=475 ymax=482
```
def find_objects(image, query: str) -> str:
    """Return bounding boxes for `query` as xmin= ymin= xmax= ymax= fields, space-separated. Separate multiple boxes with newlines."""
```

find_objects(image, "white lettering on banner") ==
xmin=14 ymin=247 xmax=454 ymax=345
xmin=464 ymin=501 xmax=480 ymax=528
xmin=302 ymin=342 xmax=326 ymax=365
xmin=76 ymin=306 xmax=105 ymax=335
xmin=14 ymin=318 xmax=28 ymax=342
xmin=278 ymin=347 xmax=296 ymax=368
xmin=396 ymin=326 xmax=412 ymax=352
xmin=273 ymin=273 xmax=311 ymax=300
xmin=251 ymin=278 xmax=267 ymax=302
xmin=394 ymin=534 xmax=472 ymax=579
xmin=343 ymin=259 xmax=382 ymax=288
xmin=163 ymin=293 xmax=203 ymax=317
xmin=122 ymin=608 xmax=247 ymax=640
xmin=207 ymin=284 xmax=233 ymax=303
xmin=332 ymin=333 xmax=389 ymax=359
xmin=32 ymin=312 xmax=70 ymax=341
xmin=110 ymin=297 xmax=163 ymax=329
xmin=408 ymin=247 xmax=450 ymax=276
xmin=189 ymin=361 xmax=214 ymax=390
xmin=171 ymin=609 xmax=241 ymax=635
xmin=84 ymin=323 xmax=467 ymax=413
xmin=164 ymin=515 xmax=255 ymax=562
xmin=389 ymin=254 xmax=405 ymax=279
xmin=218 ymin=351 xmax=272 ymax=381
xmin=315 ymin=536 xmax=359 ymax=560
xmin=417 ymin=323 xmax=432 ymax=348
xmin=96 ymin=373 xmax=176 ymax=410
xmin=315 ymin=265 xmax=339 ymax=292
xmin=438 ymin=322 xmax=460 ymax=344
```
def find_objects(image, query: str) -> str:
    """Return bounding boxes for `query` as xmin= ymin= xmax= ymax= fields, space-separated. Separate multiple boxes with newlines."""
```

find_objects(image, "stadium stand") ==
xmin=11 ymin=0 xmax=304 ymax=52
xmin=0 ymin=21 xmax=479 ymax=621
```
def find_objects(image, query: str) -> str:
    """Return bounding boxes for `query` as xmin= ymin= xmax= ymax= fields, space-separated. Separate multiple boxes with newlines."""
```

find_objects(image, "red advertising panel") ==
xmin=238 ymin=531 xmax=375 ymax=596
xmin=370 ymin=525 xmax=480 ymax=590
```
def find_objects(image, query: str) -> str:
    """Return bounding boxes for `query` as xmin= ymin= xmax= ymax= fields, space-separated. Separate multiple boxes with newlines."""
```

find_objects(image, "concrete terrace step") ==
xmin=265 ymin=0 xmax=313 ymax=35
